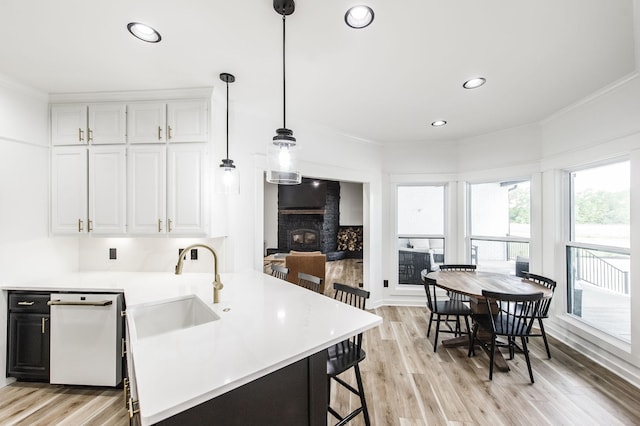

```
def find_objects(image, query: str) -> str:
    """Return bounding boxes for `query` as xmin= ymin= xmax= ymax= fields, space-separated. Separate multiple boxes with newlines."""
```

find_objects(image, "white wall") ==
xmin=78 ymin=237 xmax=226 ymax=273
xmin=0 ymin=75 xmax=78 ymax=386
xmin=339 ymin=181 xmax=363 ymax=226
xmin=263 ymin=180 xmax=278 ymax=252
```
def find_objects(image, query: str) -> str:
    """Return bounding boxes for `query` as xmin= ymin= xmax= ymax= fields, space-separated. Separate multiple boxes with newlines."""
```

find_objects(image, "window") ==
xmin=567 ymin=161 xmax=630 ymax=342
xmin=396 ymin=185 xmax=445 ymax=285
xmin=468 ymin=180 xmax=530 ymax=274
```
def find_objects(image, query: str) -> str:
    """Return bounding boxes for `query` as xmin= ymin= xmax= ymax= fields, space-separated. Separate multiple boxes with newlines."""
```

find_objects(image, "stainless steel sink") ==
xmin=128 ymin=295 xmax=219 ymax=340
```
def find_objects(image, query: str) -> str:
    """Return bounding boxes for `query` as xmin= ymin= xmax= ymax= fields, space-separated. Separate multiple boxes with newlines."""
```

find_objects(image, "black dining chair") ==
xmin=327 ymin=283 xmax=371 ymax=425
xmin=521 ymin=272 xmax=557 ymax=359
xmin=438 ymin=264 xmax=476 ymax=302
xmin=270 ymin=264 xmax=289 ymax=280
xmin=470 ymin=290 xmax=543 ymax=384
xmin=298 ymin=272 xmax=323 ymax=293
xmin=439 ymin=264 xmax=477 ymax=271
xmin=421 ymin=271 xmax=472 ymax=352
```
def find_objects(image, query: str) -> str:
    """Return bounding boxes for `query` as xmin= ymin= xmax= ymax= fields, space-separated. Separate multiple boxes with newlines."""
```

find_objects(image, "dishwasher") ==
xmin=49 ymin=293 xmax=123 ymax=387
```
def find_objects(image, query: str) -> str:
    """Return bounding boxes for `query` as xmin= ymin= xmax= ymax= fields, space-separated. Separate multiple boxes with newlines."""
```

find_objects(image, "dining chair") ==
xmin=270 ymin=264 xmax=289 ymax=280
xmin=438 ymin=264 xmax=476 ymax=301
xmin=327 ymin=283 xmax=371 ymax=425
xmin=297 ymin=272 xmax=323 ymax=293
xmin=521 ymin=272 xmax=557 ymax=358
xmin=439 ymin=264 xmax=477 ymax=271
xmin=421 ymin=272 xmax=472 ymax=352
xmin=470 ymin=290 xmax=543 ymax=384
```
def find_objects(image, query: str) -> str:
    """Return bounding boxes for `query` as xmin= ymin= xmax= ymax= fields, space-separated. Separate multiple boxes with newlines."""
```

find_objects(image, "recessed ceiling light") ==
xmin=463 ymin=77 xmax=486 ymax=89
xmin=127 ymin=22 xmax=161 ymax=43
xmin=345 ymin=5 xmax=374 ymax=29
xmin=431 ymin=120 xmax=447 ymax=127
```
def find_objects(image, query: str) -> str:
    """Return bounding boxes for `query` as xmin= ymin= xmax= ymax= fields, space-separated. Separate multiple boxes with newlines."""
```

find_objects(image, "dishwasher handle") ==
xmin=47 ymin=299 xmax=113 ymax=307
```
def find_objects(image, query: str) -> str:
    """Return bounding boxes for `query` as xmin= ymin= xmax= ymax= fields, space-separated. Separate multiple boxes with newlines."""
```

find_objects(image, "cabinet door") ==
xmin=167 ymin=100 xmax=209 ymax=143
xmin=127 ymin=102 xmax=167 ymax=143
xmin=89 ymin=146 xmax=127 ymax=234
xmin=128 ymin=145 xmax=167 ymax=234
xmin=51 ymin=104 xmax=88 ymax=146
xmin=167 ymin=144 xmax=208 ymax=235
xmin=7 ymin=313 xmax=50 ymax=381
xmin=51 ymin=147 xmax=88 ymax=234
xmin=88 ymin=103 xmax=127 ymax=145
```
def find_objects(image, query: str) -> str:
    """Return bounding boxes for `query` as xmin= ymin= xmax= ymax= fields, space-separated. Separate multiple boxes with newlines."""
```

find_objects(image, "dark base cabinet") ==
xmin=7 ymin=292 xmax=51 ymax=381
xmin=158 ymin=350 xmax=328 ymax=426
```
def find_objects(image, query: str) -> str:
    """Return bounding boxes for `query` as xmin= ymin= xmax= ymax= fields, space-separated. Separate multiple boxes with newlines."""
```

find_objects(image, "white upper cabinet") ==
xmin=128 ymin=144 xmax=207 ymax=236
xmin=51 ymin=103 xmax=126 ymax=146
xmin=167 ymin=144 xmax=207 ymax=235
xmin=127 ymin=100 xmax=208 ymax=144
xmin=127 ymin=102 xmax=167 ymax=143
xmin=127 ymin=145 xmax=167 ymax=235
xmin=166 ymin=100 xmax=209 ymax=143
xmin=51 ymin=146 xmax=126 ymax=235
xmin=87 ymin=104 xmax=127 ymax=145
xmin=51 ymin=147 xmax=88 ymax=234
xmin=88 ymin=146 xmax=127 ymax=234
xmin=50 ymin=92 xmax=211 ymax=237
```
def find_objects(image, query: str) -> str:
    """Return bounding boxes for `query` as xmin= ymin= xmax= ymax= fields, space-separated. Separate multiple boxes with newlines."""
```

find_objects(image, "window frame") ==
xmin=394 ymin=182 xmax=448 ymax=288
xmin=564 ymin=159 xmax=631 ymax=343
xmin=466 ymin=178 xmax=531 ymax=271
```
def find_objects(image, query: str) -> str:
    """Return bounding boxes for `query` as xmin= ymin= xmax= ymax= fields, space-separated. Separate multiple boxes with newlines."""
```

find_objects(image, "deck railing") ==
xmin=575 ymin=248 xmax=629 ymax=294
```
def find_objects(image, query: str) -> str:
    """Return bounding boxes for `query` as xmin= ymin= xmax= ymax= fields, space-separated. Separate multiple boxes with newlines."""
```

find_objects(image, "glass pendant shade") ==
xmin=216 ymin=159 xmax=239 ymax=194
xmin=267 ymin=1 xmax=302 ymax=185
xmin=266 ymin=128 xmax=301 ymax=184
xmin=216 ymin=72 xmax=239 ymax=194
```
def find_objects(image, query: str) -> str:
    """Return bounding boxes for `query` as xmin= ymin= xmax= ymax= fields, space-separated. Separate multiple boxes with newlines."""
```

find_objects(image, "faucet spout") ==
xmin=175 ymin=244 xmax=224 ymax=304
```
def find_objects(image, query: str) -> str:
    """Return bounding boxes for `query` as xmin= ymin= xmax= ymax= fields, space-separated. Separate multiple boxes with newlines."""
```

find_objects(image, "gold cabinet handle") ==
xmin=78 ymin=128 xmax=84 ymax=142
xmin=121 ymin=338 xmax=126 ymax=358
xmin=128 ymin=397 xmax=140 ymax=418
xmin=41 ymin=317 xmax=48 ymax=334
xmin=88 ymin=128 xmax=93 ymax=142
xmin=88 ymin=220 xmax=93 ymax=232
xmin=158 ymin=126 xmax=162 ymax=141
xmin=168 ymin=125 xmax=173 ymax=140
xmin=17 ymin=301 xmax=35 ymax=306
xmin=78 ymin=219 xmax=84 ymax=232
xmin=123 ymin=378 xmax=129 ymax=408
xmin=168 ymin=219 xmax=173 ymax=232
xmin=158 ymin=219 xmax=163 ymax=232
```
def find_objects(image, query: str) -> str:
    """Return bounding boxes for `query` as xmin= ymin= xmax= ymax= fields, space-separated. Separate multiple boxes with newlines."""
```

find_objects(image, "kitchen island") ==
xmin=2 ymin=270 xmax=382 ymax=425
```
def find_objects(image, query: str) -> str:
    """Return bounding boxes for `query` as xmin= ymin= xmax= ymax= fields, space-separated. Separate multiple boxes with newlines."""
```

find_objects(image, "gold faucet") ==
xmin=175 ymin=244 xmax=224 ymax=304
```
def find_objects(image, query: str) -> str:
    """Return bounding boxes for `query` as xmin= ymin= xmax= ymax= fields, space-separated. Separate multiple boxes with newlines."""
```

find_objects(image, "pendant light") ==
xmin=266 ymin=0 xmax=301 ymax=185
xmin=215 ymin=72 xmax=240 ymax=194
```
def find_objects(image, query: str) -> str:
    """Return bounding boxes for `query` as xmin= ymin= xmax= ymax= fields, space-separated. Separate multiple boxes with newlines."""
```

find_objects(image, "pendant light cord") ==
xmin=282 ymin=12 xmax=287 ymax=129
xmin=225 ymin=79 xmax=229 ymax=160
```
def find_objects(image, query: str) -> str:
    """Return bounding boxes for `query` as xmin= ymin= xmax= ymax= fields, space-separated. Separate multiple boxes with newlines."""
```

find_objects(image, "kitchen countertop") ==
xmin=2 ymin=270 xmax=382 ymax=425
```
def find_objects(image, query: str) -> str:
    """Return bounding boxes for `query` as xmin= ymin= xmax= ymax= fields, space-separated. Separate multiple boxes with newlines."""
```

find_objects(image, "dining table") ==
xmin=425 ymin=269 xmax=553 ymax=372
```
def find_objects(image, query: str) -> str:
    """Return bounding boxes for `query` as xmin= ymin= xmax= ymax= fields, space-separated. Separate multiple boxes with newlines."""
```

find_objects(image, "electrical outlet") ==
xmin=109 ymin=248 xmax=117 ymax=260
xmin=179 ymin=248 xmax=186 ymax=260
xmin=383 ymin=279 xmax=388 ymax=288
xmin=190 ymin=248 xmax=198 ymax=260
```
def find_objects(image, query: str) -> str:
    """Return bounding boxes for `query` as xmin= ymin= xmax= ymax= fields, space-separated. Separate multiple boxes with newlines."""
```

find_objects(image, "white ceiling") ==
xmin=0 ymin=0 xmax=636 ymax=144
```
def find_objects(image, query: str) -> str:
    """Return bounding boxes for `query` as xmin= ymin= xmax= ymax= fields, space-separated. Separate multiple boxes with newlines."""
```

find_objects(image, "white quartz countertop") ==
xmin=3 ymin=270 xmax=382 ymax=425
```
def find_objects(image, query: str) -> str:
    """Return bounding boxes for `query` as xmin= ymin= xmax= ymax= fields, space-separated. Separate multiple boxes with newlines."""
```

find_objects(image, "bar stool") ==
xmin=327 ymin=283 xmax=371 ymax=425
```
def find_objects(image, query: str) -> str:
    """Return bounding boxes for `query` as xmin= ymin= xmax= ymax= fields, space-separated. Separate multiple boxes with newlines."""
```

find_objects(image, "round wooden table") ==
xmin=425 ymin=270 xmax=552 ymax=371
xmin=426 ymin=270 xmax=553 ymax=302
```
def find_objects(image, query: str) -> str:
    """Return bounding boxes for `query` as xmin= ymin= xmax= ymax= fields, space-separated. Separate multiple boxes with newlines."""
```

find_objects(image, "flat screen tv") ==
xmin=279 ymin=181 xmax=327 ymax=209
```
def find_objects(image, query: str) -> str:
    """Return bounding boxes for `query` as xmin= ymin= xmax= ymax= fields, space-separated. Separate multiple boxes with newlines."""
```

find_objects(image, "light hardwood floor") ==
xmin=2 ymin=259 xmax=639 ymax=425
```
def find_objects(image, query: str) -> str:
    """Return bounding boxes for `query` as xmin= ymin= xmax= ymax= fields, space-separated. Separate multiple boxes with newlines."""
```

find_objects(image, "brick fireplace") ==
xmin=277 ymin=179 xmax=340 ymax=253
